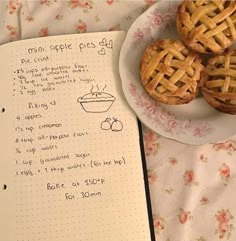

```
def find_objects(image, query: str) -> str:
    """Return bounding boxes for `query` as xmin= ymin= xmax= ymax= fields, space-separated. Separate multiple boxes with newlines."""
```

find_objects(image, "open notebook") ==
xmin=0 ymin=31 xmax=155 ymax=241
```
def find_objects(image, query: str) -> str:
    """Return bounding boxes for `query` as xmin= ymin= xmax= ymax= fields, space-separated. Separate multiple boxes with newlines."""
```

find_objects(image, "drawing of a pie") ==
xmin=78 ymin=92 xmax=116 ymax=113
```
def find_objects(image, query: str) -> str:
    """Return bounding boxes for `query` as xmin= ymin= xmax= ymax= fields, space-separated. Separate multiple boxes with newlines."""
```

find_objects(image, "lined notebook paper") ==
xmin=0 ymin=31 xmax=154 ymax=241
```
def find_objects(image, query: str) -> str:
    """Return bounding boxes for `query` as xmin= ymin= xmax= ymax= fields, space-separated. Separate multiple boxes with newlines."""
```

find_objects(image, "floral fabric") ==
xmin=0 ymin=1 xmax=236 ymax=241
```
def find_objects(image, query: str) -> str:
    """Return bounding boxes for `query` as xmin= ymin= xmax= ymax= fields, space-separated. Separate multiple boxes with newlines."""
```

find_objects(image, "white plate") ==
xmin=119 ymin=0 xmax=236 ymax=145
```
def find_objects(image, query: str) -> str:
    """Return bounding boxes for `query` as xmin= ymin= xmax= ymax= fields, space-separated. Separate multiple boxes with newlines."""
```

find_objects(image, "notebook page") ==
xmin=0 ymin=31 xmax=153 ymax=241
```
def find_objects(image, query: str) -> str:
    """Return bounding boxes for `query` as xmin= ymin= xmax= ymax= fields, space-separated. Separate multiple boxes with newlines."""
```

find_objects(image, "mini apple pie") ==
xmin=201 ymin=49 xmax=236 ymax=114
xmin=140 ymin=39 xmax=205 ymax=105
xmin=177 ymin=0 xmax=236 ymax=54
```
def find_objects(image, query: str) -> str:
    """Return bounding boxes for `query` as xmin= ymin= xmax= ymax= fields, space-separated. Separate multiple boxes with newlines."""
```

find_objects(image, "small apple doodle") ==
xmin=101 ymin=117 xmax=123 ymax=132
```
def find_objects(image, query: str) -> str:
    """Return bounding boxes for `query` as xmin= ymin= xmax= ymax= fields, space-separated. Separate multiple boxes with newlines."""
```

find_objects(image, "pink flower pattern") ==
xmin=151 ymin=14 xmax=163 ymax=26
xmin=148 ymin=169 xmax=157 ymax=184
xmin=183 ymin=170 xmax=198 ymax=186
xmin=199 ymin=153 xmax=208 ymax=162
xmin=128 ymin=83 xmax=214 ymax=137
xmin=178 ymin=208 xmax=193 ymax=224
xmin=1 ymin=1 xmax=236 ymax=241
xmin=8 ymin=0 xmax=21 ymax=15
xmin=143 ymin=129 xmax=160 ymax=156
xmin=38 ymin=27 xmax=48 ymax=37
xmin=143 ymin=2 xmax=177 ymax=32
xmin=26 ymin=16 xmax=34 ymax=22
xmin=215 ymin=209 xmax=234 ymax=239
xmin=75 ymin=19 xmax=87 ymax=33
xmin=153 ymin=214 xmax=165 ymax=234
xmin=68 ymin=0 xmax=93 ymax=10
xmin=169 ymin=157 xmax=178 ymax=165
xmin=219 ymin=163 xmax=231 ymax=185
xmin=200 ymin=196 xmax=209 ymax=205
xmin=133 ymin=27 xmax=151 ymax=45
xmin=106 ymin=0 xmax=114 ymax=5
xmin=6 ymin=25 xmax=19 ymax=41
xmin=194 ymin=127 xmax=205 ymax=137
xmin=213 ymin=140 xmax=236 ymax=155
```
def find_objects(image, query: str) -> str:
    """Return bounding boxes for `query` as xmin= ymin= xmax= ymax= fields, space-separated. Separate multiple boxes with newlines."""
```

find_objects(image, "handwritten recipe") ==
xmin=0 ymin=32 xmax=153 ymax=241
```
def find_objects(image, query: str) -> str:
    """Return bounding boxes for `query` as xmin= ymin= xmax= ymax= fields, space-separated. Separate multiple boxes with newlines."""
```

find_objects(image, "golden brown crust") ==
xmin=176 ymin=0 xmax=236 ymax=54
xmin=201 ymin=49 xmax=236 ymax=114
xmin=140 ymin=39 xmax=205 ymax=105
